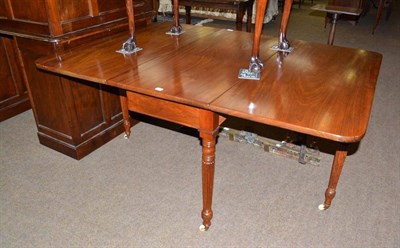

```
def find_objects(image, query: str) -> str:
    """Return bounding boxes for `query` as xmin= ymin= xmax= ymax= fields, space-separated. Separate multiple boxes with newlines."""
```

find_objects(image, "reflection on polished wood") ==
xmin=36 ymin=23 xmax=382 ymax=230
xmin=211 ymin=40 xmax=381 ymax=142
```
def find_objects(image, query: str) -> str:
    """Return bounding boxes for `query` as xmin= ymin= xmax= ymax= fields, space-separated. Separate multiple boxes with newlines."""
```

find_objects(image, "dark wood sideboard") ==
xmin=330 ymin=0 xmax=365 ymax=8
xmin=327 ymin=0 xmax=368 ymax=22
xmin=0 ymin=0 xmax=155 ymax=159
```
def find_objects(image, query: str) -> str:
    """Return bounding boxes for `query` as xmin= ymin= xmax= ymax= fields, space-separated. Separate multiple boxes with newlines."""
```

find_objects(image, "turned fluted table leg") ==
xmin=319 ymin=143 xmax=348 ymax=210
xmin=246 ymin=0 xmax=254 ymax=33
xmin=198 ymin=111 xmax=220 ymax=231
xmin=119 ymin=89 xmax=131 ymax=139
xmin=199 ymin=132 xmax=216 ymax=231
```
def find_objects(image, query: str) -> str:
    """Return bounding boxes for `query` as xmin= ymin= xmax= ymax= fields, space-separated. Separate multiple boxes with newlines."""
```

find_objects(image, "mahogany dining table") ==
xmin=36 ymin=22 xmax=382 ymax=231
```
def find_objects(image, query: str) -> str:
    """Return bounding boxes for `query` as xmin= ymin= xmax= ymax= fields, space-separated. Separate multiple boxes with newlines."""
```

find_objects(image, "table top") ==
xmin=210 ymin=40 xmax=381 ymax=142
xmin=311 ymin=3 xmax=363 ymax=16
xmin=36 ymin=22 xmax=382 ymax=143
xmin=37 ymin=23 xmax=277 ymax=109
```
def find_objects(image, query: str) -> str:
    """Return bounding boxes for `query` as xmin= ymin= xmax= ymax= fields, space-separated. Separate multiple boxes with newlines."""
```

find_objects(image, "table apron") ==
xmin=126 ymin=91 xmax=225 ymax=130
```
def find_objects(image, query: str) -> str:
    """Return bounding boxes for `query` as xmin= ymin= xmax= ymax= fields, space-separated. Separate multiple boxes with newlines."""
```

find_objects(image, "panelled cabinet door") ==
xmin=0 ymin=35 xmax=30 ymax=122
xmin=0 ymin=0 xmax=155 ymax=157
xmin=0 ymin=0 xmax=155 ymax=37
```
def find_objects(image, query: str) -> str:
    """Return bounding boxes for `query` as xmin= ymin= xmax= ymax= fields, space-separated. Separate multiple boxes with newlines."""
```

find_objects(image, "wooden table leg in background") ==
xmin=319 ymin=143 xmax=348 ymax=210
xmin=311 ymin=4 xmax=362 ymax=46
xmin=372 ymin=0 xmax=393 ymax=34
xmin=246 ymin=1 xmax=254 ymax=32
xmin=198 ymin=111 xmax=220 ymax=231
xmin=373 ymin=0 xmax=385 ymax=35
xmin=185 ymin=6 xmax=192 ymax=24
xmin=327 ymin=13 xmax=339 ymax=45
xmin=236 ymin=7 xmax=245 ymax=31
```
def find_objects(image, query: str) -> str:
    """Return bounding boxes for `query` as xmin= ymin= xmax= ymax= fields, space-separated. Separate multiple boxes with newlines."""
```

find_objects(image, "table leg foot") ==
xmin=249 ymin=56 xmax=264 ymax=72
xmin=278 ymin=0 xmax=293 ymax=49
xmin=318 ymin=203 xmax=329 ymax=211
xmin=122 ymin=116 xmax=131 ymax=139
xmin=168 ymin=25 xmax=184 ymax=35
xmin=119 ymin=90 xmax=131 ymax=139
xmin=278 ymin=33 xmax=291 ymax=51
xmin=199 ymin=224 xmax=209 ymax=232
xmin=168 ymin=0 xmax=184 ymax=35
xmin=200 ymin=208 xmax=213 ymax=231
xmin=320 ymin=143 xmax=348 ymax=210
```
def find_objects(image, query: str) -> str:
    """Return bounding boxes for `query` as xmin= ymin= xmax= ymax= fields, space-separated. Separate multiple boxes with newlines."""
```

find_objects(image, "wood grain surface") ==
xmin=211 ymin=40 xmax=382 ymax=142
xmin=36 ymin=23 xmax=382 ymax=143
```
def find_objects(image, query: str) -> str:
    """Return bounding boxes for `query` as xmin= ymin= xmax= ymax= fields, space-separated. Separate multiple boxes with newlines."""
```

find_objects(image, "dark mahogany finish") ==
xmin=0 ymin=0 xmax=156 ymax=158
xmin=36 ymin=23 xmax=382 ymax=229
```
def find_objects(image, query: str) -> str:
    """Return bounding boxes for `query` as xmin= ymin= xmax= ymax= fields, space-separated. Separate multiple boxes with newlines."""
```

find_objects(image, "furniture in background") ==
xmin=0 ymin=0 xmax=155 ymax=159
xmin=0 ymin=35 xmax=30 ymax=121
xmin=372 ymin=0 xmax=393 ymax=34
xmin=279 ymin=0 xmax=314 ymax=9
xmin=290 ymin=0 xmax=302 ymax=9
xmin=323 ymin=0 xmax=367 ymax=26
xmin=158 ymin=0 xmax=279 ymax=24
xmin=328 ymin=0 xmax=366 ymax=9
xmin=178 ymin=0 xmax=255 ymax=32
xmin=311 ymin=3 xmax=362 ymax=45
